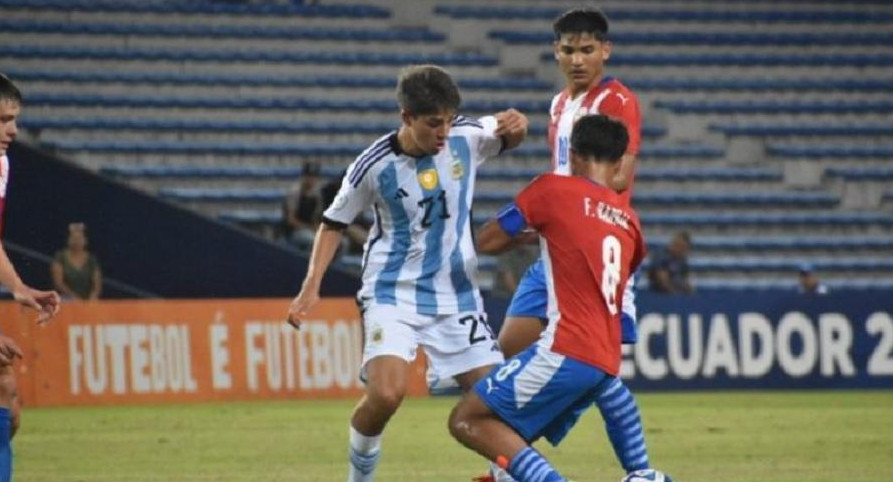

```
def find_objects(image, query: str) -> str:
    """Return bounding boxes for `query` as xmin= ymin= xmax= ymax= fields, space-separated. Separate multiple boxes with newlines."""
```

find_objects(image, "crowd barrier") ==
xmin=5 ymin=291 xmax=891 ymax=407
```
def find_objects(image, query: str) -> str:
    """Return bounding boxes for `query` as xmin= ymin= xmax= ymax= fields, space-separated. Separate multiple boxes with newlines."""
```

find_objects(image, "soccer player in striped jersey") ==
xmin=286 ymin=65 xmax=528 ymax=482
xmin=450 ymin=115 xmax=645 ymax=482
xmin=485 ymin=8 xmax=650 ymax=481
xmin=0 ymin=73 xmax=62 ymax=482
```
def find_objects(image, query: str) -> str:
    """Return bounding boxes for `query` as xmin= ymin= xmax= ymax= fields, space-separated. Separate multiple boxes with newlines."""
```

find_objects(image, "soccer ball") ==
xmin=620 ymin=469 xmax=674 ymax=482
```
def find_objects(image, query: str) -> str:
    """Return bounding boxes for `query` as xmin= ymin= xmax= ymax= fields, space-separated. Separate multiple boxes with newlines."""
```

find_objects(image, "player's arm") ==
xmin=601 ymin=90 xmax=641 ymax=193
xmin=287 ymin=220 xmax=345 ymax=328
xmin=287 ymin=161 xmax=372 ymax=328
xmin=493 ymin=108 xmax=529 ymax=151
xmin=0 ymin=243 xmax=60 ymax=324
xmin=477 ymin=175 xmax=550 ymax=254
xmin=611 ymin=152 xmax=637 ymax=192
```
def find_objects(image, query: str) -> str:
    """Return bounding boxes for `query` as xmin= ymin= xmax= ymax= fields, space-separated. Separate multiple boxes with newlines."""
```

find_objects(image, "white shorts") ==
xmin=360 ymin=304 xmax=504 ymax=388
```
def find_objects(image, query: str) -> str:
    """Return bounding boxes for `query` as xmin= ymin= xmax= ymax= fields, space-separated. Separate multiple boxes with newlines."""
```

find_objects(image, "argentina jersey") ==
xmin=323 ymin=116 xmax=503 ymax=316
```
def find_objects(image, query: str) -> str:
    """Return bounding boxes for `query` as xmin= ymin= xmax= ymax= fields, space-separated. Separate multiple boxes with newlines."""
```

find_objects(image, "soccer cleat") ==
xmin=471 ymin=474 xmax=494 ymax=482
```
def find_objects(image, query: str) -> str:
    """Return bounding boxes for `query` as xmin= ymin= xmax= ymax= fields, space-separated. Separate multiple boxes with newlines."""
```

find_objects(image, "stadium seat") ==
xmin=767 ymin=144 xmax=893 ymax=159
xmin=824 ymin=168 xmax=893 ymax=181
xmin=646 ymin=235 xmax=893 ymax=252
xmin=4 ymin=67 xmax=552 ymax=90
xmin=0 ymin=45 xmax=498 ymax=66
xmin=436 ymin=5 xmax=893 ymax=23
xmin=656 ymin=100 xmax=893 ymax=114
xmin=49 ymin=140 xmax=721 ymax=159
xmin=711 ymin=123 xmax=893 ymax=137
xmin=0 ymin=0 xmax=391 ymax=18
xmin=542 ymin=52 xmax=893 ymax=67
xmin=0 ymin=19 xmax=445 ymax=42
xmin=626 ymin=78 xmax=893 ymax=92
xmin=490 ymin=30 xmax=893 ymax=47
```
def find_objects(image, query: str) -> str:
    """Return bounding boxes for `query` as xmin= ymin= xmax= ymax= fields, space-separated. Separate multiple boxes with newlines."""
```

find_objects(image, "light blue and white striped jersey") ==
xmin=324 ymin=116 xmax=502 ymax=315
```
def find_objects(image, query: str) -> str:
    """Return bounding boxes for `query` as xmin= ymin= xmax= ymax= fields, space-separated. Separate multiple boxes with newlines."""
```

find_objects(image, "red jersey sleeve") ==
xmin=598 ymin=86 xmax=642 ymax=156
xmin=514 ymin=174 xmax=557 ymax=230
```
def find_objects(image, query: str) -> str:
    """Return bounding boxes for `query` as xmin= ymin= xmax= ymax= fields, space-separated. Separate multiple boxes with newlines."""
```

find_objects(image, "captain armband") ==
xmin=496 ymin=203 xmax=527 ymax=237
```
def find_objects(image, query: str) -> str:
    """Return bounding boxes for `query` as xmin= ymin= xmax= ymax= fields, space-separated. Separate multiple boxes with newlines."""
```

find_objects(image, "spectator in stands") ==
xmin=648 ymin=231 xmax=693 ymax=293
xmin=282 ymin=161 xmax=323 ymax=250
xmin=798 ymin=263 xmax=829 ymax=295
xmin=51 ymin=223 xmax=102 ymax=300
xmin=492 ymin=245 xmax=538 ymax=299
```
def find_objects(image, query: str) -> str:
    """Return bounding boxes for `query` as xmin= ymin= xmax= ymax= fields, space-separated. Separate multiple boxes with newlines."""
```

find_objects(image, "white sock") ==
xmin=490 ymin=461 xmax=518 ymax=482
xmin=348 ymin=425 xmax=382 ymax=482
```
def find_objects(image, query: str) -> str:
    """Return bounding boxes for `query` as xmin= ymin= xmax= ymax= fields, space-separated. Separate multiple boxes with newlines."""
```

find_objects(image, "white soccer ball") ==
xmin=620 ymin=469 xmax=674 ymax=482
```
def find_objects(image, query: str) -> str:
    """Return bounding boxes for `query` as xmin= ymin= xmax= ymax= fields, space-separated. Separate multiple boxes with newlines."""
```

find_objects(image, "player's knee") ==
xmin=367 ymin=384 xmax=405 ymax=415
xmin=447 ymin=400 xmax=477 ymax=444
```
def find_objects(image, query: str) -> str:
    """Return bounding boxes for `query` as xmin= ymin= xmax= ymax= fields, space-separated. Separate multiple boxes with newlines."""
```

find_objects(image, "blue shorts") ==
xmin=506 ymin=258 xmax=639 ymax=343
xmin=473 ymin=345 xmax=613 ymax=446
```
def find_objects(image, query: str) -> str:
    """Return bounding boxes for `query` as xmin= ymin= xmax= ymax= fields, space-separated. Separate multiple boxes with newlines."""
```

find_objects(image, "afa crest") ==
xmin=418 ymin=169 xmax=439 ymax=190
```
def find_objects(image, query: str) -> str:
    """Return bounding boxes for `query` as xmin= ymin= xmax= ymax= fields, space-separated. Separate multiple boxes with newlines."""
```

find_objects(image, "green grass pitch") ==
xmin=15 ymin=391 xmax=893 ymax=481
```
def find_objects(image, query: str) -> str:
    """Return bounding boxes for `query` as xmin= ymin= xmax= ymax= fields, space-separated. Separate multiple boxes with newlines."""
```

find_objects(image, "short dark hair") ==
xmin=570 ymin=115 xmax=628 ymax=163
xmin=396 ymin=65 xmax=461 ymax=116
xmin=553 ymin=7 xmax=609 ymax=41
xmin=0 ymin=73 xmax=23 ymax=104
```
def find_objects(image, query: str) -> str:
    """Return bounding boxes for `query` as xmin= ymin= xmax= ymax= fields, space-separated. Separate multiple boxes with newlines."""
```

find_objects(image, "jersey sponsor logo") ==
xmin=418 ymin=169 xmax=439 ymax=190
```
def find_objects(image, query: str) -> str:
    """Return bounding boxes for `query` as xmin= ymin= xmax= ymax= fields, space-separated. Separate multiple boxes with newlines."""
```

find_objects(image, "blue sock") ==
xmin=595 ymin=378 xmax=650 ymax=473
xmin=0 ymin=407 xmax=11 ymax=482
xmin=507 ymin=447 xmax=566 ymax=482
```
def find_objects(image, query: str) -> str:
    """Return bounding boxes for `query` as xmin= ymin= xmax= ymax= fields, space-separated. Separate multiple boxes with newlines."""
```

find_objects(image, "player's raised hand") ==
xmin=0 ymin=335 xmax=23 ymax=366
xmin=286 ymin=286 xmax=320 ymax=331
xmin=13 ymin=285 xmax=61 ymax=325
xmin=494 ymin=108 xmax=529 ymax=137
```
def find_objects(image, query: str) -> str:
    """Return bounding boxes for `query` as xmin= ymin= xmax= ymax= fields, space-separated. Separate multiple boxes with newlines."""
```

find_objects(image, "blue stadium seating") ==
xmin=219 ymin=210 xmax=893 ymax=229
xmin=656 ymin=100 xmax=893 ymax=114
xmin=677 ymin=257 xmax=893 ymax=273
xmin=2 ymin=68 xmax=553 ymax=91
xmin=25 ymin=93 xmax=540 ymax=112
xmin=436 ymin=5 xmax=893 ymax=22
xmin=647 ymin=235 xmax=893 ymax=252
xmin=101 ymin=165 xmax=334 ymax=179
xmin=166 ymin=188 xmax=837 ymax=208
xmin=541 ymin=52 xmax=893 ymax=67
xmin=0 ymin=45 xmax=497 ymax=66
xmin=0 ymin=0 xmax=391 ymax=18
xmin=692 ymin=279 xmax=893 ymax=292
xmin=49 ymin=139 xmax=721 ymax=159
xmin=824 ymin=168 xmax=893 ymax=181
xmin=711 ymin=123 xmax=893 ymax=137
xmin=639 ymin=212 xmax=893 ymax=227
xmin=12 ymin=68 xmax=892 ymax=93
xmin=101 ymin=165 xmax=778 ymax=183
xmin=626 ymin=78 xmax=893 ymax=92
xmin=0 ymin=19 xmax=445 ymax=42
xmin=492 ymin=30 xmax=893 ymax=46
xmin=768 ymin=144 xmax=893 ymax=158
xmin=159 ymin=188 xmax=284 ymax=203
xmin=20 ymin=117 xmax=666 ymax=138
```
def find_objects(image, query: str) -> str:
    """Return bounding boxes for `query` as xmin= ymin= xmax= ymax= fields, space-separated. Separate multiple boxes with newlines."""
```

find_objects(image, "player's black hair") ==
xmin=396 ymin=65 xmax=461 ymax=116
xmin=553 ymin=7 xmax=609 ymax=41
xmin=570 ymin=114 xmax=628 ymax=163
xmin=0 ymin=73 xmax=23 ymax=104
